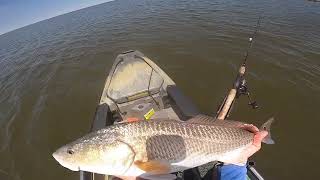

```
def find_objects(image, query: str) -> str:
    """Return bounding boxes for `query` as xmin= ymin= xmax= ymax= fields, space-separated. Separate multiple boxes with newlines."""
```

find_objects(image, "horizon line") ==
xmin=0 ymin=0 xmax=114 ymax=36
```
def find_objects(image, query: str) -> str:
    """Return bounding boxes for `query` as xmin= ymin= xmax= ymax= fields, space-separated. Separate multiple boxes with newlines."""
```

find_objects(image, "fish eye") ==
xmin=67 ymin=149 xmax=74 ymax=155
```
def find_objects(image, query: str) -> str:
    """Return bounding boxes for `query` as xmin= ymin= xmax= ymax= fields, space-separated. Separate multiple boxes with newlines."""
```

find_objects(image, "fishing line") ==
xmin=242 ymin=15 xmax=262 ymax=66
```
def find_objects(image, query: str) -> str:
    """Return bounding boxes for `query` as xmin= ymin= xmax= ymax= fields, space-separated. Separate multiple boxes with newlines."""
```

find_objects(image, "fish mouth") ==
xmin=52 ymin=152 xmax=80 ymax=171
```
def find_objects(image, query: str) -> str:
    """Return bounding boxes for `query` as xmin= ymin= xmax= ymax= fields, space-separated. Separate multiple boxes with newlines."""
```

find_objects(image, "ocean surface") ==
xmin=0 ymin=0 xmax=319 ymax=179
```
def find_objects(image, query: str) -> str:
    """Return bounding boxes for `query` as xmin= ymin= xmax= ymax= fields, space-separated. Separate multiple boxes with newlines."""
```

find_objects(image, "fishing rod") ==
xmin=216 ymin=16 xmax=262 ymax=120
xmin=212 ymin=16 xmax=265 ymax=180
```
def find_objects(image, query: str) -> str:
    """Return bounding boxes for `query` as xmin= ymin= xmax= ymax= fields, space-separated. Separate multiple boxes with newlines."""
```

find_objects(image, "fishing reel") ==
xmin=236 ymin=78 xmax=259 ymax=109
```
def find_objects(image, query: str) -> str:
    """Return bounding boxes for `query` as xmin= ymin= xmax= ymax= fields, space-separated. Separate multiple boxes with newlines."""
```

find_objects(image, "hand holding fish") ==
xmin=239 ymin=123 xmax=269 ymax=159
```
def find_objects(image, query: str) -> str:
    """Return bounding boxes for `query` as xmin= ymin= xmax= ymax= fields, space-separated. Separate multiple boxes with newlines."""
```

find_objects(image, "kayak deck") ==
xmin=83 ymin=50 xmax=200 ymax=180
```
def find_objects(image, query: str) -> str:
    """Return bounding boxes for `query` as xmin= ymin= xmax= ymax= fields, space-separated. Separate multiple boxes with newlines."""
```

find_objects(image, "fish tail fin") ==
xmin=260 ymin=117 xmax=275 ymax=144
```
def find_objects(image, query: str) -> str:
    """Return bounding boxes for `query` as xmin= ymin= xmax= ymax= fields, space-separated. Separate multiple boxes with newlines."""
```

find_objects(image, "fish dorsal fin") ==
xmin=134 ymin=160 xmax=170 ymax=174
xmin=187 ymin=114 xmax=217 ymax=124
xmin=187 ymin=114 xmax=246 ymax=128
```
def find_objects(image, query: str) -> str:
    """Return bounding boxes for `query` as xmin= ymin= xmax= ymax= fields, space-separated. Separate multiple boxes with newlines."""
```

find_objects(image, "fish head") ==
xmin=53 ymin=131 xmax=135 ymax=175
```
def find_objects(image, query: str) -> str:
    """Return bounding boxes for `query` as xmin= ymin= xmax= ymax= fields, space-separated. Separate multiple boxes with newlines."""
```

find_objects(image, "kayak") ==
xmin=79 ymin=50 xmax=264 ymax=180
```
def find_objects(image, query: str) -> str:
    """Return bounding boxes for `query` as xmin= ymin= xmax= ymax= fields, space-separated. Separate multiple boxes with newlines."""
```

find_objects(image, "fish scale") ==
xmin=53 ymin=115 xmax=274 ymax=177
xmin=111 ymin=118 xmax=254 ymax=171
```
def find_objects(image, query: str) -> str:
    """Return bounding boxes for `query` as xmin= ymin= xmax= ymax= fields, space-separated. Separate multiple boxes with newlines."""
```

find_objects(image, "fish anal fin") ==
xmin=218 ymin=145 xmax=249 ymax=166
xmin=134 ymin=160 xmax=170 ymax=174
xmin=219 ymin=156 xmax=247 ymax=166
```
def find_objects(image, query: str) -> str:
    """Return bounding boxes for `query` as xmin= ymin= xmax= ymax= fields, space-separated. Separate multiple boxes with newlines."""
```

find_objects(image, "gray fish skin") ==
xmin=53 ymin=115 xmax=273 ymax=177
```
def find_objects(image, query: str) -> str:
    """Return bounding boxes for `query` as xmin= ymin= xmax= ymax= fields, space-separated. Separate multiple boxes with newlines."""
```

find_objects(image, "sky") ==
xmin=0 ymin=0 xmax=113 ymax=35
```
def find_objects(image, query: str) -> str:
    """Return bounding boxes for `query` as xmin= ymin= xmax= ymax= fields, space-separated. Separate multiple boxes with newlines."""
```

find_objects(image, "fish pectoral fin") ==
xmin=134 ymin=160 xmax=170 ymax=174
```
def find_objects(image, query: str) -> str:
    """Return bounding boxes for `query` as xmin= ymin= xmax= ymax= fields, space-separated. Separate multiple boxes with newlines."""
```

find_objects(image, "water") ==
xmin=0 ymin=0 xmax=319 ymax=179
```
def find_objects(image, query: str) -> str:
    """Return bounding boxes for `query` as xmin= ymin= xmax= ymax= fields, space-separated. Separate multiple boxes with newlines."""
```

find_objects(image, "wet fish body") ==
xmin=53 ymin=115 xmax=273 ymax=178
